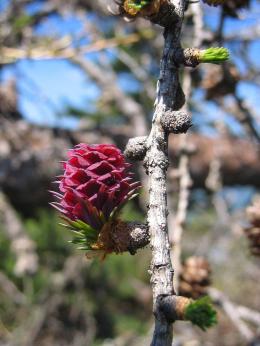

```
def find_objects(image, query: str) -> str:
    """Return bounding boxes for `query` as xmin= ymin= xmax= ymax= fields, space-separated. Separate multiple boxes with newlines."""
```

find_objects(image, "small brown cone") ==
xmin=179 ymin=256 xmax=211 ymax=299
xmin=201 ymin=64 xmax=239 ymax=100
xmin=246 ymin=198 xmax=260 ymax=227
xmin=244 ymin=197 xmax=260 ymax=257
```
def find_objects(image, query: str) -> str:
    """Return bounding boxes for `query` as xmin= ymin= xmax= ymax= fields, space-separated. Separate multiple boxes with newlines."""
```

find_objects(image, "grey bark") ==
xmin=141 ymin=1 xmax=187 ymax=344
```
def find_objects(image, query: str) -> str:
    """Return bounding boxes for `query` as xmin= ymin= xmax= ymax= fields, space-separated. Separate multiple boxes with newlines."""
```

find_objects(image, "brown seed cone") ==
xmin=244 ymin=227 xmax=260 ymax=257
xmin=201 ymin=64 xmax=240 ymax=100
xmin=244 ymin=197 xmax=260 ymax=257
xmin=246 ymin=197 xmax=260 ymax=227
xmin=179 ymin=256 xmax=211 ymax=299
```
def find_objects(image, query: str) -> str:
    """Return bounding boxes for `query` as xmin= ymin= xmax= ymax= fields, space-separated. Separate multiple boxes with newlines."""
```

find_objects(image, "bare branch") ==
xmin=209 ymin=287 xmax=255 ymax=342
xmin=139 ymin=1 xmax=187 ymax=344
xmin=0 ymin=191 xmax=38 ymax=276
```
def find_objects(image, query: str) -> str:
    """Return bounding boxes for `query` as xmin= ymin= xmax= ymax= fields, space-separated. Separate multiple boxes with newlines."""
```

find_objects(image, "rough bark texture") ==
xmin=124 ymin=136 xmax=148 ymax=161
xmin=142 ymin=1 xmax=187 ymax=344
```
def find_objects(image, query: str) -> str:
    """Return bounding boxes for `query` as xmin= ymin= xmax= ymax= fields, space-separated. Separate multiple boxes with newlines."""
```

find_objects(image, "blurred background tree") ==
xmin=0 ymin=0 xmax=259 ymax=345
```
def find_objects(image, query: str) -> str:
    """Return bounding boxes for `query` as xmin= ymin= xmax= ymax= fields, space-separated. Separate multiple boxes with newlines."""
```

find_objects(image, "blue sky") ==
xmin=1 ymin=1 xmax=260 ymax=132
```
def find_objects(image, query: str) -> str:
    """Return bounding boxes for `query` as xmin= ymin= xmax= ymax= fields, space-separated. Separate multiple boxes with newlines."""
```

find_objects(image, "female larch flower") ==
xmin=50 ymin=143 xmax=140 ymax=258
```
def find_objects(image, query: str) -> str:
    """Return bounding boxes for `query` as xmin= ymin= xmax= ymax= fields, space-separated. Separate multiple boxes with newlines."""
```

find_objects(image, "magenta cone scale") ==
xmin=50 ymin=143 xmax=140 ymax=252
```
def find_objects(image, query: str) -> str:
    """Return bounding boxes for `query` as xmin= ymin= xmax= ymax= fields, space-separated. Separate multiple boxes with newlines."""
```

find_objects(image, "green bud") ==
xmin=184 ymin=296 xmax=218 ymax=331
xmin=126 ymin=0 xmax=151 ymax=12
xmin=199 ymin=47 xmax=229 ymax=64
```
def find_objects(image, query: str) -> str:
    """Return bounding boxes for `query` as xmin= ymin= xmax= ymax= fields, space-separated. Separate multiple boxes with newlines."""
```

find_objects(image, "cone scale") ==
xmin=51 ymin=143 xmax=140 ymax=257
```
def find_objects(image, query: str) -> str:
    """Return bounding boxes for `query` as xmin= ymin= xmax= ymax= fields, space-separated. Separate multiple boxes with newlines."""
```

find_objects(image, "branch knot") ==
xmin=161 ymin=110 xmax=192 ymax=134
xmin=124 ymin=136 xmax=147 ymax=161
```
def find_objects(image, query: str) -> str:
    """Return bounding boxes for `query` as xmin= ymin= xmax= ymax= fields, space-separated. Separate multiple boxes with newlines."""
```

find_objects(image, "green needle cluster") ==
xmin=127 ymin=0 xmax=151 ymax=11
xmin=199 ymin=47 xmax=229 ymax=64
xmin=184 ymin=296 xmax=218 ymax=331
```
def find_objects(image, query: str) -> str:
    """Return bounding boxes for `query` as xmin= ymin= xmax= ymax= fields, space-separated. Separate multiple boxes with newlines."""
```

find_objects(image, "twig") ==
xmin=169 ymin=0 xmax=203 ymax=292
xmin=170 ymin=141 xmax=192 ymax=292
xmin=117 ymin=48 xmax=155 ymax=100
xmin=237 ymin=306 xmax=260 ymax=326
xmin=70 ymin=55 xmax=147 ymax=137
xmin=169 ymin=69 xmax=194 ymax=293
xmin=0 ymin=271 xmax=26 ymax=305
xmin=0 ymin=191 xmax=38 ymax=277
xmin=0 ymin=33 xmax=143 ymax=64
xmin=142 ymin=1 xmax=187 ymax=344
xmin=209 ymin=287 xmax=255 ymax=342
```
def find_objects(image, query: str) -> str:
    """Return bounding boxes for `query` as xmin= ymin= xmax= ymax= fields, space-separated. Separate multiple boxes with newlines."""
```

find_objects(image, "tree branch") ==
xmin=209 ymin=287 xmax=255 ymax=342
xmin=0 ymin=191 xmax=38 ymax=276
xmin=140 ymin=1 xmax=187 ymax=344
